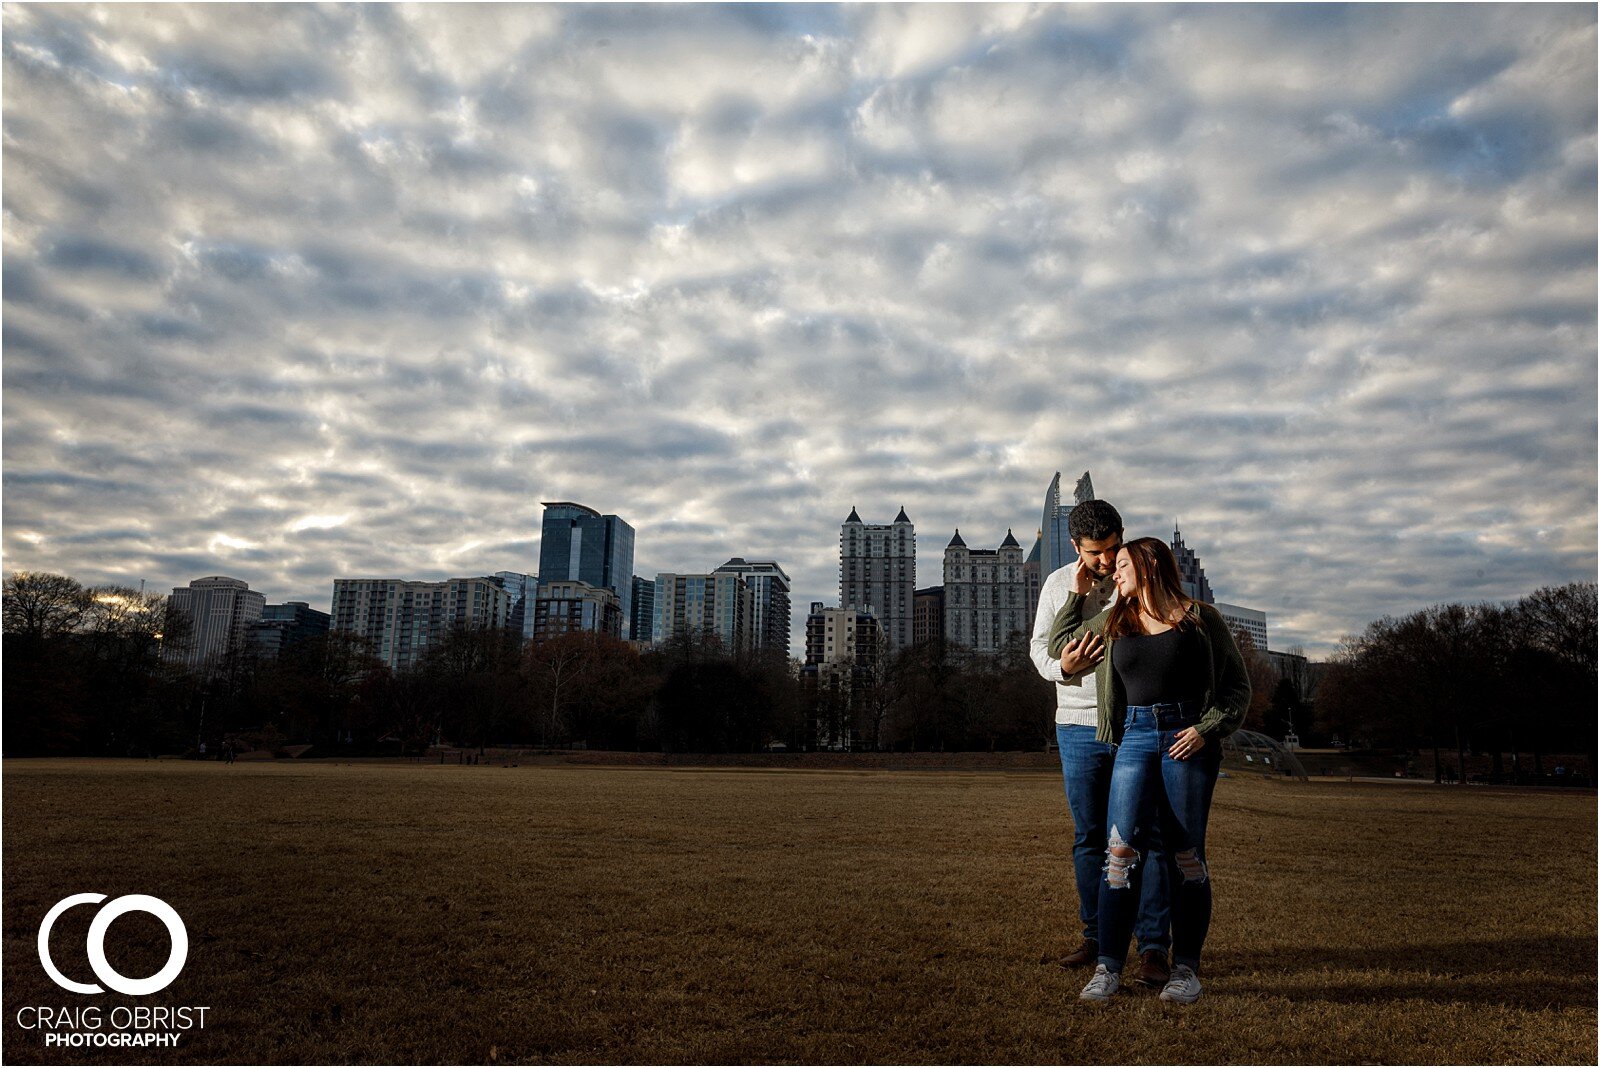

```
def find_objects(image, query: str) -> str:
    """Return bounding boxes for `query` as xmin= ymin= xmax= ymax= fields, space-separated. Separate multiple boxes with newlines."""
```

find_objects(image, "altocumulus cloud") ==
xmin=2 ymin=3 xmax=1594 ymax=656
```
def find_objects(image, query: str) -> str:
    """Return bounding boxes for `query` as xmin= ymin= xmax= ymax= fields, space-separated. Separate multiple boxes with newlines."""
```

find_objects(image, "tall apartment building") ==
xmin=942 ymin=530 xmax=1030 ymax=652
xmin=803 ymin=602 xmax=886 ymax=751
xmin=1170 ymin=527 xmax=1215 ymax=604
xmin=537 ymin=502 xmax=635 ymax=638
xmin=244 ymin=601 xmax=330 ymax=662
xmin=1040 ymin=470 xmax=1098 ymax=578
xmin=839 ymin=506 xmax=914 ymax=651
xmin=1215 ymin=602 xmax=1268 ymax=653
xmin=168 ymin=576 xmax=265 ymax=669
xmin=492 ymin=571 xmax=537 ymax=640
xmin=532 ymin=579 xmax=622 ymax=640
xmin=804 ymin=603 xmax=886 ymax=669
xmin=652 ymin=572 xmax=752 ymax=654
xmin=330 ymin=577 xmax=512 ymax=670
xmin=630 ymin=575 xmax=656 ymax=644
xmin=712 ymin=558 xmax=791 ymax=655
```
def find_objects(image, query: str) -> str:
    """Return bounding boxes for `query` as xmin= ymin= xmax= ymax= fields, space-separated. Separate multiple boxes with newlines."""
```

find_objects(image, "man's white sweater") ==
xmin=1029 ymin=561 xmax=1119 ymax=727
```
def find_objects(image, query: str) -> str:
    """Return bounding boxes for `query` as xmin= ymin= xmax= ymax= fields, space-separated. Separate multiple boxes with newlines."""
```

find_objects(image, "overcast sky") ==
xmin=3 ymin=3 xmax=1595 ymax=658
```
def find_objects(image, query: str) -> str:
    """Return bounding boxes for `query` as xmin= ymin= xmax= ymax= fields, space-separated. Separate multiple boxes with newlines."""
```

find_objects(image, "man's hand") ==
xmin=1070 ymin=559 xmax=1096 ymax=595
xmin=1059 ymin=632 xmax=1105 ymax=678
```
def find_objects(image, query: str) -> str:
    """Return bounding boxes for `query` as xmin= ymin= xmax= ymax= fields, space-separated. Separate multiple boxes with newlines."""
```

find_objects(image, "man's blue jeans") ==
xmin=1056 ymin=724 xmax=1169 ymax=956
xmin=1095 ymin=706 xmax=1222 ymax=975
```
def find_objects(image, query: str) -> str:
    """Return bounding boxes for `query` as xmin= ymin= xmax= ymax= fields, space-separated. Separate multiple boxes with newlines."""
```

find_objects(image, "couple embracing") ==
xmin=1029 ymin=498 xmax=1251 ymax=1004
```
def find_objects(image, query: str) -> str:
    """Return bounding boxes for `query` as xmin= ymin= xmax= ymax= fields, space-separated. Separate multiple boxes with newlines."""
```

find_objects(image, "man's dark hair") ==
xmin=1067 ymin=499 xmax=1123 ymax=543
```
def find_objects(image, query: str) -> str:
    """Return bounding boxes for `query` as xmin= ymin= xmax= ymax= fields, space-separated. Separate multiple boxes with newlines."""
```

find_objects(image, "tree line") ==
xmin=1312 ymin=582 xmax=1596 ymax=782
xmin=3 ymin=572 xmax=1593 ymax=767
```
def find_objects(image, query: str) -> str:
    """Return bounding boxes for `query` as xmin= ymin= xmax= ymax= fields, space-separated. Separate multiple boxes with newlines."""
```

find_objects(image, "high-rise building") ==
xmin=537 ymin=502 xmax=635 ymax=638
xmin=912 ymin=586 xmax=945 ymax=646
xmin=653 ymin=572 xmax=752 ymax=653
xmin=492 ymin=571 xmax=537 ymax=640
xmin=1023 ymin=532 xmax=1044 ymax=625
xmin=168 ymin=576 xmax=265 ymax=669
xmin=1041 ymin=471 xmax=1097 ymax=579
xmin=532 ymin=579 xmax=622 ymax=640
xmin=712 ymin=558 xmax=791 ymax=654
xmin=244 ymin=601 xmax=330 ymax=661
xmin=330 ymin=577 xmax=512 ymax=670
xmin=839 ymin=506 xmax=914 ymax=650
xmin=630 ymin=575 xmax=656 ymax=644
xmin=1215 ymin=602 xmax=1268 ymax=653
xmin=1170 ymin=527 xmax=1215 ymax=604
xmin=803 ymin=602 xmax=886 ymax=751
xmin=805 ymin=604 xmax=886 ymax=668
xmin=942 ymin=529 xmax=1030 ymax=652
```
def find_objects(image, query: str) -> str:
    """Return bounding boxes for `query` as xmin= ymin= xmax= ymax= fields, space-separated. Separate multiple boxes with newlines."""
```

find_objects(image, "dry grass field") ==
xmin=2 ymin=759 xmax=1594 ymax=1065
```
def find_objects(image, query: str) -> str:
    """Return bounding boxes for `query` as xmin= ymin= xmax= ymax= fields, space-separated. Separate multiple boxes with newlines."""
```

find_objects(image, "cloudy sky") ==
xmin=3 ymin=3 xmax=1595 ymax=658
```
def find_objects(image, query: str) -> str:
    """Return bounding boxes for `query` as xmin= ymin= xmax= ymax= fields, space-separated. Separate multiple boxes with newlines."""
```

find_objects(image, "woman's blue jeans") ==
xmin=1056 ymin=724 xmax=1169 ymax=955
xmin=1095 ymin=706 xmax=1222 ymax=974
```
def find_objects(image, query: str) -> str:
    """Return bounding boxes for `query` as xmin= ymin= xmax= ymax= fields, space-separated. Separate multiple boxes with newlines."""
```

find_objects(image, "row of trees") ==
xmin=1314 ymin=582 xmax=1596 ymax=780
xmin=4 ymin=572 xmax=1593 ymax=765
xmin=1 ymin=571 xmax=1068 ymax=756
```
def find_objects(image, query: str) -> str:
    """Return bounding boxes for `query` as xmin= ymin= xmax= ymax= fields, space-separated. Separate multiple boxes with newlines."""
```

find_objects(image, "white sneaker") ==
xmin=1159 ymin=964 xmax=1202 ymax=1004
xmin=1079 ymin=963 xmax=1120 ymax=1002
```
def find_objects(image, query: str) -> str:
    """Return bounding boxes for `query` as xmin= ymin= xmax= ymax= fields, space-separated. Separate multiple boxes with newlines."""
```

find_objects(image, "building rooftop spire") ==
xmin=947 ymin=528 xmax=966 ymax=548
xmin=845 ymin=506 xmax=862 ymax=524
xmin=1000 ymin=528 xmax=1020 ymax=548
xmin=894 ymin=505 xmax=911 ymax=524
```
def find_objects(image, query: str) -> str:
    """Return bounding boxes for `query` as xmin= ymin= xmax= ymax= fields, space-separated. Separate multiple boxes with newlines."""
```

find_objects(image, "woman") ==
xmin=1046 ymin=537 xmax=1250 ymax=1004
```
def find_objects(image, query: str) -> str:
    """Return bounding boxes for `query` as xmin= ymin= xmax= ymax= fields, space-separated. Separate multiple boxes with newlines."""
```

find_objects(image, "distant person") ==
xmin=1030 ymin=499 xmax=1171 ymax=989
xmin=222 ymin=740 xmax=236 ymax=765
xmin=1049 ymin=537 xmax=1250 ymax=1004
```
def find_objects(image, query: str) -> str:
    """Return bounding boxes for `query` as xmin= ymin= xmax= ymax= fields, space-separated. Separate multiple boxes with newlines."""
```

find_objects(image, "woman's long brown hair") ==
xmin=1103 ymin=536 xmax=1196 ymax=640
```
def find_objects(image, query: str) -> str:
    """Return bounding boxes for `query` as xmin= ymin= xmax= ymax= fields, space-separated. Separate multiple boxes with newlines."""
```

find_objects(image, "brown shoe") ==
xmin=1059 ymin=939 xmax=1099 ymax=968
xmin=1133 ymin=949 xmax=1170 ymax=988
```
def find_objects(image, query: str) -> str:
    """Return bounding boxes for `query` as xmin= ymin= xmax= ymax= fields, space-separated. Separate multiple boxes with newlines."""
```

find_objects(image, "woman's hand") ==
xmin=1169 ymin=726 xmax=1205 ymax=761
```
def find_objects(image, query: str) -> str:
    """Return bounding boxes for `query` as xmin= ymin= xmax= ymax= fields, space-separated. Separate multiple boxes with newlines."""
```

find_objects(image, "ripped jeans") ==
xmin=1097 ymin=704 xmax=1223 ymax=975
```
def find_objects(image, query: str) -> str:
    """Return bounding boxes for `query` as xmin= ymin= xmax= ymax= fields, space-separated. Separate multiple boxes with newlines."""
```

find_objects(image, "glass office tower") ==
xmin=537 ymin=502 xmax=635 ymax=638
xmin=1040 ymin=470 xmax=1098 ymax=578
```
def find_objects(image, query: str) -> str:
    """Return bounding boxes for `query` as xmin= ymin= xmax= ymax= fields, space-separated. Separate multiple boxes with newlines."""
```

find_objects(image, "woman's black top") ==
xmin=1112 ymin=626 xmax=1207 ymax=707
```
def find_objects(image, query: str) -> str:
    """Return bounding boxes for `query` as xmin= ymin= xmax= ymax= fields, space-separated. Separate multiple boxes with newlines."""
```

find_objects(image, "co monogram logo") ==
xmin=37 ymin=894 xmax=189 ymax=996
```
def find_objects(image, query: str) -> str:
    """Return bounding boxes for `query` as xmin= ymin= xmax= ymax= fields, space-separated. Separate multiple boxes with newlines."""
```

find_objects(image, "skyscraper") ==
xmin=330 ymin=577 xmax=512 ymax=670
xmin=492 ymin=571 xmax=537 ymax=640
xmin=168 ymin=576 xmax=265 ymax=669
xmin=653 ymin=572 xmax=752 ymax=653
xmin=630 ymin=575 xmax=655 ymax=644
xmin=244 ymin=601 xmax=330 ymax=662
xmin=1023 ymin=531 xmax=1044 ymax=624
xmin=912 ymin=586 xmax=945 ymax=646
xmin=1170 ymin=527 xmax=1215 ymax=604
xmin=839 ymin=506 xmax=915 ymax=650
xmin=712 ymin=558 xmax=792 ymax=654
xmin=1041 ymin=471 xmax=1097 ymax=578
xmin=537 ymin=502 xmax=635 ymax=638
xmin=942 ymin=529 xmax=1030 ymax=652
xmin=1214 ymin=602 xmax=1268 ymax=652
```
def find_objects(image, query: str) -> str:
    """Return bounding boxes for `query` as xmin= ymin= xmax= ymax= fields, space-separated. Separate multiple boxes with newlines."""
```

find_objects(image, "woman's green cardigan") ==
xmin=1046 ymin=592 xmax=1252 ymax=747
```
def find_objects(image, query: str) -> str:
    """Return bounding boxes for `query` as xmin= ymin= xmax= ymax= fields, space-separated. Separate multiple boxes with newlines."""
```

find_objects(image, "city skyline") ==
xmin=4 ymin=5 xmax=1595 ymax=660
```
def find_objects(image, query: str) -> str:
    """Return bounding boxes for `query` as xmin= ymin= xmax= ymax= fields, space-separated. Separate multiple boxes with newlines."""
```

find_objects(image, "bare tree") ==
xmin=2 ymin=572 xmax=92 ymax=641
xmin=524 ymin=631 xmax=597 ymax=747
xmin=1518 ymin=582 xmax=1598 ymax=675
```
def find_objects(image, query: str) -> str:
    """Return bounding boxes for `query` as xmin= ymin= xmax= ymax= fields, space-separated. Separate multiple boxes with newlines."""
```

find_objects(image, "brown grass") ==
xmin=2 ymin=759 xmax=1594 ymax=1065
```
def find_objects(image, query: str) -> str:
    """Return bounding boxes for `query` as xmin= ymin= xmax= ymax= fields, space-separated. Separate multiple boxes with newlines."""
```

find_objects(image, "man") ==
xmin=1030 ymin=498 xmax=1171 ymax=987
